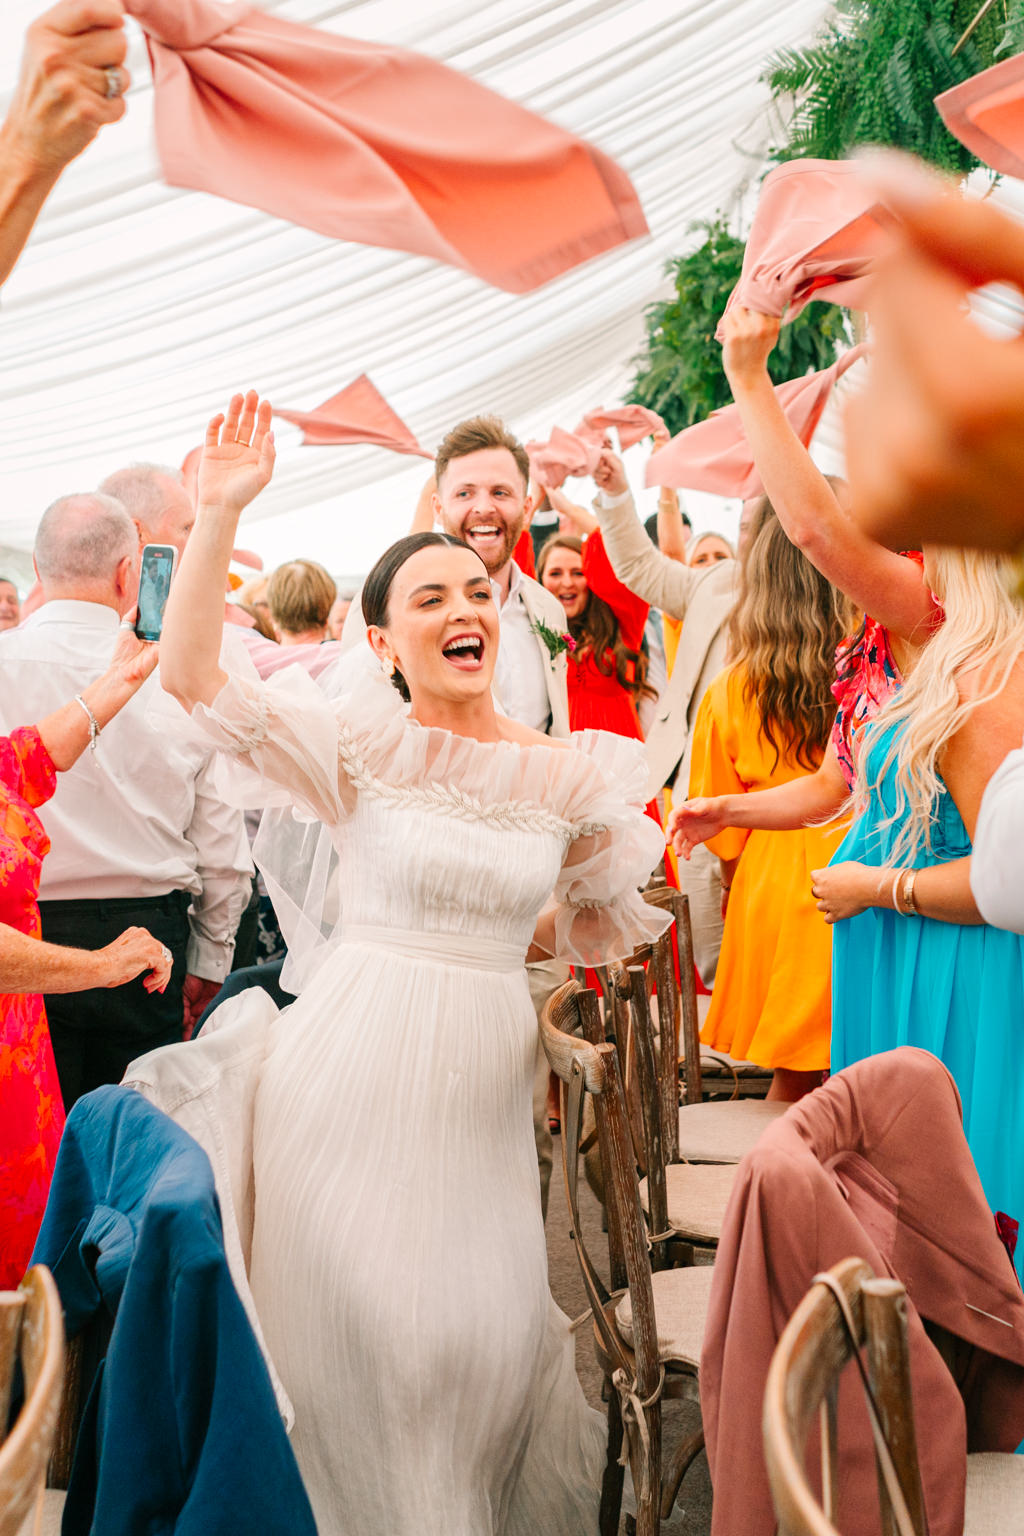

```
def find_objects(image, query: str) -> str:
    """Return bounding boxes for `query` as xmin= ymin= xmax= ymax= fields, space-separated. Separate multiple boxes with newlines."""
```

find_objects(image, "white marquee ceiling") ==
xmin=0 ymin=0 xmax=836 ymax=577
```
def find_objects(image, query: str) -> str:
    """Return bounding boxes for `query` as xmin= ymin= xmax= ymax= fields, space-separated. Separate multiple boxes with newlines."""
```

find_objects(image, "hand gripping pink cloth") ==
xmin=936 ymin=53 xmax=1024 ymax=178
xmin=577 ymin=405 xmax=666 ymax=450
xmin=124 ymin=0 xmax=648 ymax=293
xmin=715 ymin=160 xmax=886 ymax=341
xmin=644 ymin=342 xmax=868 ymax=495
xmin=274 ymin=374 xmax=431 ymax=457
xmin=525 ymin=425 xmax=604 ymax=491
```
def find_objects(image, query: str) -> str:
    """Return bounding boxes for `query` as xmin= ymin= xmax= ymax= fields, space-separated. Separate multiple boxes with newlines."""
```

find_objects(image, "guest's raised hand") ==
xmin=4 ymin=0 xmax=129 ymax=175
xmin=593 ymin=450 xmax=628 ymax=498
xmin=198 ymin=391 xmax=275 ymax=516
xmin=547 ymin=484 xmax=598 ymax=536
xmin=720 ymin=307 xmax=780 ymax=388
xmin=667 ymin=797 xmax=729 ymax=859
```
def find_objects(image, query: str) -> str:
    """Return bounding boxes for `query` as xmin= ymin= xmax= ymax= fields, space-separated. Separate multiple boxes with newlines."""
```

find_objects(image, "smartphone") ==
xmin=135 ymin=544 xmax=178 ymax=641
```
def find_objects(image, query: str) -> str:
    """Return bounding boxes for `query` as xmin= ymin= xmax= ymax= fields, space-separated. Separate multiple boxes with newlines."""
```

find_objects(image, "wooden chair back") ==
xmin=0 ymin=1267 xmax=66 ymax=1536
xmin=763 ymin=1258 xmax=927 ymax=1536
xmin=606 ymin=960 xmax=670 ymax=1271
xmin=644 ymin=887 xmax=702 ymax=1112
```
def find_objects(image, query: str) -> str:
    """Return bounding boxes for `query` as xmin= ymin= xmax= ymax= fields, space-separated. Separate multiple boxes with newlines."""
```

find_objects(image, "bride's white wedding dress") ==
xmin=131 ymin=655 xmax=670 ymax=1536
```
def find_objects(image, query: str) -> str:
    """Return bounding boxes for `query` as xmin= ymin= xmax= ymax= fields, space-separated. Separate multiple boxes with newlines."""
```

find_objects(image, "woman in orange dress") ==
xmin=0 ymin=625 xmax=173 ymax=1285
xmin=681 ymin=512 xmax=852 ymax=1101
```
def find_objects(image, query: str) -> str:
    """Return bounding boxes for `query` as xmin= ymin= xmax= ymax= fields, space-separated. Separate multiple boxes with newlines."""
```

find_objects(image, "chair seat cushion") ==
xmin=964 ymin=1452 xmax=1024 ymax=1533
xmin=17 ymin=1489 xmax=66 ymax=1536
xmin=614 ymin=1264 xmax=714 ymax=1369
xmin=639 ymin=1162 xmax=737 ymax=1243
xmin=700 ymin=1049 xmax=773 ymax=1080
xmin=676 ymin=1099 xmax=788 ymax=1164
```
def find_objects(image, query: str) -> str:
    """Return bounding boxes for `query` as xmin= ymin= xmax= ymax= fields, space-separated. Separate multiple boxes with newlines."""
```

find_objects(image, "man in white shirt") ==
xmin=0 ymin=492 xmax=252 ymax=1104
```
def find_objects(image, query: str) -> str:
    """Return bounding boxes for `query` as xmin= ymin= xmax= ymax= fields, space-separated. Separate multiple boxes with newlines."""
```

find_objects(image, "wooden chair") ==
xmin=644 ymin=888 xmax=787 ymax=1164
xmin=763 ymin=1257 xmax=1024 ymax=1536
xmin=541 ymin=979 xmax=711 ymax=1536
xmin=0 ymin=1268 xmax=66 ymax=1536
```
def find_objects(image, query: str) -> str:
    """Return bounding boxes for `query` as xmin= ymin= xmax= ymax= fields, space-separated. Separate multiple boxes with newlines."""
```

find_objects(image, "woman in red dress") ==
xmin=0 ymin=623 xmax=174 ymax=1285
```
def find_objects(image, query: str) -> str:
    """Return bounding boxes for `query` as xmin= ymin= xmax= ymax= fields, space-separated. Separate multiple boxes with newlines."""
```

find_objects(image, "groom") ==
xmin=343 ymin=414 xmax=571 ymax=1215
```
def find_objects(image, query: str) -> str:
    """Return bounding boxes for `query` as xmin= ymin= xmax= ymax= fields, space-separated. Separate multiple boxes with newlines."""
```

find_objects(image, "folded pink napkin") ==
xmin=124 ymin=0 xmax=648 ymax=293
xmin=644 ymin=343 xmax=868 ymax=496
xmin=577 ymin=405 xmax=666 ymax=450
xmin=936 ymin=54 xmax=1024 ymax=178
xmin=716 ymin=160 xmax=885 ymax=340
xmin=526 ymin=426 xmax=604 ymax=490
xmin=275 ymin=375 xmax=431 ymax=457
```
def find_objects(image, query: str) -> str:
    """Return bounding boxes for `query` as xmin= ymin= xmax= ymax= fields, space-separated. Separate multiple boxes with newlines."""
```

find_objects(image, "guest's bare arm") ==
xmin=721 ymin=308 xmax=934 ymax=643
xmin=0 ymin=0 xmax=129 ymax=287
xmin=35 ymin=616 xmax=157 ymax=770
xmin=669 ymin=745 xmax=848 ymax=857
xmin=409 ymin=474 xmax=436 ymax=534
xmin=811 ymin=858 xmax=982 ymax=925
xmin=0 ymin=921 xmax=172 ymax=993
xmin=161 ymin=391 xmax=275 ymax=710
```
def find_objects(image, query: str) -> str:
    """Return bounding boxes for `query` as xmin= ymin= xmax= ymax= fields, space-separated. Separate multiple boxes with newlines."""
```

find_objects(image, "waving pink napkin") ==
xmin=644 ymin=343 xmax=868 ymax=496
xmin=526 ymin=426 xmax=604 ymax=490
xmin=716 ymin=160 xmax=885 ymax=340
xmin=275 ymin=375 xmax=431 ymax=458
xmin=124 ymin=0 xmax=647 ymax=294
xmin=936 ymin=54 xmax=1024 ymax=178
xmin=577 ymin=405 xmax=666 ymax=450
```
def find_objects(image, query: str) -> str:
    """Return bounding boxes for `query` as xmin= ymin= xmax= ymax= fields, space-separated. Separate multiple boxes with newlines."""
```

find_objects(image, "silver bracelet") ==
xmin=73 ymin=693 xmax=101 ymax=751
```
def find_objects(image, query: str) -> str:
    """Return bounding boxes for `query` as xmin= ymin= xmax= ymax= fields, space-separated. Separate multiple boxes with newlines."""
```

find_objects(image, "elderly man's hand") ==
xmin=3 ymin=0 xmax=129 ymax=178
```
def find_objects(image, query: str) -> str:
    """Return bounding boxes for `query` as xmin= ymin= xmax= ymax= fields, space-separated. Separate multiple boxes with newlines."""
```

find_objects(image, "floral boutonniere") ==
xmin=531 ymin=618 xmax=576 ymax=663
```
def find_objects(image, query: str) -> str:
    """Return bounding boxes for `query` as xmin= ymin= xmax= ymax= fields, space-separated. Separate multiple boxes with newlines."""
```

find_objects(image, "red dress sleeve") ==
xmin=513 ymin=530 xmax=536 ymax=580
xmin=0 ymin=727 xmax=58 ymax=810
xmin=583 ymin=528 xmax=648 ymax=649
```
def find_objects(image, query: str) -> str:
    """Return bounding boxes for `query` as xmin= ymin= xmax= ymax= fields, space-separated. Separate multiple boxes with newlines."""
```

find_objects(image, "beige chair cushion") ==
xmin=615 ymin=1264 xmax=715 ymax=1370
xmin=639 ymin=1162 xmax=737 ymax=1243
xmin=16 ymin=1488 xmax=66 ymax=1536
xmin=964 ymin=1452 xmax=1024 ymax=1534
xmin=676 ymin=1098 xmax=788 ymax=1164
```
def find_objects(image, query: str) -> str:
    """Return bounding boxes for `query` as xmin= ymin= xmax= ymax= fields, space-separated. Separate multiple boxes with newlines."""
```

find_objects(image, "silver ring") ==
xmin=160 ymin=945 xmax=172 ymax=966
xmin=103 ymin=66 xmax=123 ymax=100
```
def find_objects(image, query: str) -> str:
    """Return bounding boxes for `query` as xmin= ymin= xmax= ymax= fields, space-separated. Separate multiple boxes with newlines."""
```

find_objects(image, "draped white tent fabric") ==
xmin=0 ymin=0 xmax=837 ymax=579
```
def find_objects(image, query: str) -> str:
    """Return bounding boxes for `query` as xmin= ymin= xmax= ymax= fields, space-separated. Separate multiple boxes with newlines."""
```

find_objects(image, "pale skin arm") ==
xmin=0 ymin=0 xmax=129 ymax=288
xmin=546 ymin=484 xmax=598 ymax=537
xmin=408 ymin=473 xmax=436 ymax=534
xmin=651 ymin=429 xmax=689 ymax=563
xmin=33 ymin=616 xmax=158 ymax=771
xmin=668 ymin=744 xmax=849 ymax=858
xmin=0 ymin=922 xmax=172 ymax=994
xmin=161 ymin=391 xmax=276 ymax=712
xmin=721 ymin=307 xmax=935 ymax=644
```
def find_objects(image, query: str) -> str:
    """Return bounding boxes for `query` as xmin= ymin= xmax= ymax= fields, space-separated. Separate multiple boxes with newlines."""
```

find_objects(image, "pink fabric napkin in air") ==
xmin=275 ymin=375 xmax=432 ymax=458
xmin=577 ymin=405 xmax=666 ymax=450
xmin=526 ymin=426 xmax=604 ymax=491
xmin=936 ymin=54 xmax=1024 ymax=178
xmin=123 ymin=0 xmax=648 ymax=294
xmin=716 ymin=160 xmax=885 ymax=340
xmin=644 ymin=343 xmax=868 ymax=497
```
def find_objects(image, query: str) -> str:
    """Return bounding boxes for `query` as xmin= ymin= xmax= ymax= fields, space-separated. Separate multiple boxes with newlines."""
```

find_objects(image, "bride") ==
xmin=155 ymin=391 xmax=671 ymax=1535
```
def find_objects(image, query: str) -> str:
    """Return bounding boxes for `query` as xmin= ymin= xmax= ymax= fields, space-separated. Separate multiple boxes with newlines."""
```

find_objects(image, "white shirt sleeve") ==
xmin=970 ymin=743 xmax=1024 ymax=934
xmin=185 ymin=753 xmax=255 ymax=979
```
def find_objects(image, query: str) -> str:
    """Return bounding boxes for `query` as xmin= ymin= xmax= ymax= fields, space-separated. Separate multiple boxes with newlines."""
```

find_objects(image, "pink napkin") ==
xmin=644 ymin=343 xmax=868 ymax=496
xmin=124 ymin=0 xmax=648 ymax=294
xmin=716 ymin=160 xmax=885 ymax=340
xmin=936 ymin=53 xmax=1024 ymax=178
xmin=526 ymin=426 xmax=604 ymax=490
xmin=577 ymin=405 xmax=666 ymax=450
xmin=275 ymin=375 xmax=432 ymax=458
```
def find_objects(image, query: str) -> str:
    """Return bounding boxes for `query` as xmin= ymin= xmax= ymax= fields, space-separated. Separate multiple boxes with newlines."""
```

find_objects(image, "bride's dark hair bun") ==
xmin=362 ymin=532 xmax=473 ymax=703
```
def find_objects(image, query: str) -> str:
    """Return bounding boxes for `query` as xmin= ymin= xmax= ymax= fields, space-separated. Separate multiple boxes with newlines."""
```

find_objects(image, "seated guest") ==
xmin=0 ymin=578 xmax=20 ymax=631
xmin=267 ymin=559 xmax=337 ymax=646
xmin=0 ymin=493 xmax=253 ymax=1097
xmin=99 ymin=463 xmax=194 ymax=558
xmin=0 ymin=621 xmax=172 ymax=1285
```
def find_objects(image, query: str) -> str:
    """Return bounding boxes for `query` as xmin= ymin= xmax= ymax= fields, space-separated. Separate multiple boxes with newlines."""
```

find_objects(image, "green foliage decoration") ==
xmin=627 ymin=219 xmax=848 ymax=436
xmin=764 ymin=0 xmax=1024 ymax=174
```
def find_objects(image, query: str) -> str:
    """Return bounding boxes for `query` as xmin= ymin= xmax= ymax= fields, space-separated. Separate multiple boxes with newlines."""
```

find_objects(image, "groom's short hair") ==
xmin=435 ymin=415 xmax=530 ymax=490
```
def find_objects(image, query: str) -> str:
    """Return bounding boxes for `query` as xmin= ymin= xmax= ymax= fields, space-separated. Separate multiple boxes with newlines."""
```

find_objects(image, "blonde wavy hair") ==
xmin=854 ymin=547 xmax=1024 ymax=865
xmin=729 ymin=508 xmax=853 ymax=770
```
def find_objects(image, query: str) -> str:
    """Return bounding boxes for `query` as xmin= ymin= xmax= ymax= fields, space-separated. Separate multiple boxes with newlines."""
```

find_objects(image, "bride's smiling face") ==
xmin=368 ymin=544 xmax=499 ymax=704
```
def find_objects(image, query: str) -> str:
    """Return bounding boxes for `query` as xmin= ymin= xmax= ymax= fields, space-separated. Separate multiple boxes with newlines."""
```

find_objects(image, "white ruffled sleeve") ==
xmin=549 ymin=731 xmax=673 ymax=967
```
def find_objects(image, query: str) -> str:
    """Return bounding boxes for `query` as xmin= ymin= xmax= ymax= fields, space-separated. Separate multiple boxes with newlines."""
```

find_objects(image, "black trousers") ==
xmin=40 ymin=891 xmax=190 ymax=1109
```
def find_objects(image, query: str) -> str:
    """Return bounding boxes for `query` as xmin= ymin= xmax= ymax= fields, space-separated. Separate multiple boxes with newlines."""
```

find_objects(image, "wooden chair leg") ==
xmin=660 ymin=1426 xmax=705 ymax=1520
xmin=600 ymin=1383 xmax=626 ymax=1536
xmin=634 ymin=1396 xmax=662 ymax=1536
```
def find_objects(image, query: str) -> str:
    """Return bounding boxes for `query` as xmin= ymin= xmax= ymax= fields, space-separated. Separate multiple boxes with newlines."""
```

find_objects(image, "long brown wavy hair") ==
xmin=728 ymin=506 xmax=852 ymax=770
xmin=537 ymin=534 xmax=654 ymax=701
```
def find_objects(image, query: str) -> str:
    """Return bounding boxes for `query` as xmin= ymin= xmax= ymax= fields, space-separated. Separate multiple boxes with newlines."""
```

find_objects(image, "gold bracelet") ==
xmin=904 ymin=868 xmax=920 ymax=916
xmin=891 ymin=869 xmax=905 ymax=915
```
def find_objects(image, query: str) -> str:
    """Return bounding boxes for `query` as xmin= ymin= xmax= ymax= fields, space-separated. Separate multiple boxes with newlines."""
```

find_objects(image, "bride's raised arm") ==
xmin=162 ymin=390 xmax=275 ymax=711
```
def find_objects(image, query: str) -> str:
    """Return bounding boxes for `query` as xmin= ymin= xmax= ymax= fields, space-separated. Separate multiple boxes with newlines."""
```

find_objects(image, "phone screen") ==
xmin=135 ymin=545 xmax=177 ymax=641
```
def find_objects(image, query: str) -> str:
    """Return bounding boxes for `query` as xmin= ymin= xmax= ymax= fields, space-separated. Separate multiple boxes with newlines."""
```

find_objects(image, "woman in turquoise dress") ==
xmin=811 ymin=547 xmax=1024 ymax=1265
